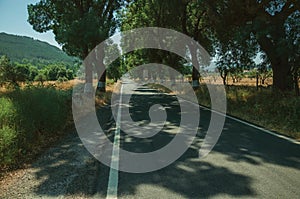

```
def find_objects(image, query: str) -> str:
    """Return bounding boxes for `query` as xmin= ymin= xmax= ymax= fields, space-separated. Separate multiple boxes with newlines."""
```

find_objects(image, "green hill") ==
xmin=0 ymin=32 xmax=74 ymax=64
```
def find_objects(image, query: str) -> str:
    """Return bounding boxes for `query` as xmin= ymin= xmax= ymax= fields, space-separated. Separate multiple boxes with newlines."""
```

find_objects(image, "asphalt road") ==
xmin=1 ymin=80 xmax=299 ymax=199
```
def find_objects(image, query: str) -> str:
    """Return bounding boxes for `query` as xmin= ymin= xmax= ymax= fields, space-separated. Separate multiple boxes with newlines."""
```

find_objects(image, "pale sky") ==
xmin=0 ymin=0 xmax=60 ymax=48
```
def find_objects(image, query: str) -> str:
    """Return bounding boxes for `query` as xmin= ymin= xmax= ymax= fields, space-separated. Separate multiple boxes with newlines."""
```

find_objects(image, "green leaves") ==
xmin=28 ymin=0 xmax=124 ymax=59
xmin=206 ymin=0 xmax=299 ymax=91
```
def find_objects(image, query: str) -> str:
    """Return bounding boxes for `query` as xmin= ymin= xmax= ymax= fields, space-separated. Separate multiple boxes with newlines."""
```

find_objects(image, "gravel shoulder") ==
xmin=0 ymin=104 xmax=114 ymax=199
xmin=0 ymin=131 xmax=101 ymax=199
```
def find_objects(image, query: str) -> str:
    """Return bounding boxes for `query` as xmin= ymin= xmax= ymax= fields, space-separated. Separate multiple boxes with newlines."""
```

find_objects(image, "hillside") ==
xmin=0 ymin=32 xmax=74 ymax=64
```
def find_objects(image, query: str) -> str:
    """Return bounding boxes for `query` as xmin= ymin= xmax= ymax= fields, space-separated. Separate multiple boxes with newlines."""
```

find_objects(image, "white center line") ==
xmin=106 ymin=83 xmax=123 ymax=199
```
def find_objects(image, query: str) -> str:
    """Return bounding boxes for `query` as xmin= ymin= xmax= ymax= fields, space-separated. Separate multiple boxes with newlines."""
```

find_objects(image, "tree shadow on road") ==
xmin=4 ymin=86 xmax=299 ymax=198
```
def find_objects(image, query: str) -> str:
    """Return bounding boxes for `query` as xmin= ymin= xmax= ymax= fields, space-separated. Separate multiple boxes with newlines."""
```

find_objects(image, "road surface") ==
xmin=1 ymin=80 xmax=300 ymax=199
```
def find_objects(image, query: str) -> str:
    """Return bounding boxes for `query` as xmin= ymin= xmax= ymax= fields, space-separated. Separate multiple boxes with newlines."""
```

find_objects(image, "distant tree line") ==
xmin=0 ymin=32 xmax=74 ymax=64
xmin=0 ymin=55 xmax=76 ymax=88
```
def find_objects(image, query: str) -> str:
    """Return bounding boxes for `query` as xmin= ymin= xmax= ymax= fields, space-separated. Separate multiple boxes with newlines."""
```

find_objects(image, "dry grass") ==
xmin=149 ymin=79 xmax=300 ymax=140
xmin=0 ymin=79 xmax=116 ymax=177
xmin=95 ymin=82 xmax=115 ymax=106
xmin=201 ymin=76 xmax=273 ymax=87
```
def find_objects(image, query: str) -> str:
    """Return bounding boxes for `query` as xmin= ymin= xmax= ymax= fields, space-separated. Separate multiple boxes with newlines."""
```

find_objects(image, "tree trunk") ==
xmin=169 ymin=67 xmax=176 ymax=85
xmin=256 ymin=73 xmax=259 ymax=90
xmin=83 ymin=47 xmax=94 ymax=94
xmin=98 ymin=70 xmax=106 ymax=92
xmin=257 ymin=34 xmax=292 ymax=92
xmin=188 ymin=43 xmax=200 ymax=88
xmin=97 ymin=47 xmax=106 ymax=92
xmin=192 ymin=67 xmax=200 ymax=88
xmin=221 ymin=71 xmax=227 ymax=86
xmin=271 ymin=57 xmax=293 ymax=92
xmin=222 ymin=77 xmax=226 ymax=86
xmin=84 ymin=62 xmax=93 ymax=94
xmin=294 ymin=75 xmax=299 ymax=96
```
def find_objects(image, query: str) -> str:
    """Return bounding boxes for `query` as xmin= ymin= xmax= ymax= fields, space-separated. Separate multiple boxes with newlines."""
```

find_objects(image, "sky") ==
xmin=0 ymin=0 xmax=60 ymax=48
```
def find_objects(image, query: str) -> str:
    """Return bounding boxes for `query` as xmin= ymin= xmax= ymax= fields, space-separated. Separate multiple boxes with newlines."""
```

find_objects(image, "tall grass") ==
xmin=197 ymin=85 xmax=300 ymax=139
xmin=149 ymin=83 xmax=300 ymax=139
xmin=0 ymin=98 xmax=18 ymax=165
xmin=0 ymin=85 xmax=72 ymax=169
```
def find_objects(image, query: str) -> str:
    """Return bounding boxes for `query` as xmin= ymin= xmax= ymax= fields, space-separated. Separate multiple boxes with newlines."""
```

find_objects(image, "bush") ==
xmin=0 ymin=86 xmax=72 ymax=169
xmin=34 ymin=73 xmax=47 ymax=85
xmin=0 ymin=127 xmax=18 ymax=165
xmin=0 ymin=98 xmax=18 ymax=165
xmin=57 ymin=76 xmax=68 ymax=83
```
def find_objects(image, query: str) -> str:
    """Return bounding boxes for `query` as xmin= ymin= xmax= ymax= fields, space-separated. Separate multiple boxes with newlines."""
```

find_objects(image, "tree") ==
xmin=229 ymin=67 xmax=244 ymax=84
xmin=14 ymin=63 xmax=30 ymax=83
xmin=216 ymin=40 xmax=255 ymax=86
xmin=45 ymin=64 xmax=60 ymax=81
xmin=66 ymin=69 xmax=75 ymax=80
xmin=28 ymin=0 xmax=124 ymax=92
xmin=121 ymin=0 xmax=212 ymax=87
xmin=105 ymin=40 xmax=123 ymax=82
xmin=180 ymin=0 xmax=214 ymax=88
xmin=205 ymin=0 xmax=300 ymax=91
xmin=0 ymin=56 xmax=19 ymax=87
xmin=286 ymin=10 xmax=300 ymax=95
xmin=34 ymin=73 xmax=47 ymax=85
xmin=123 ymin=1 xmax=212 ymax=86
xmin=257 ymin=54 xmax=273 ymax=86
xmin=29 ymin=65 xmax=39 ymax=81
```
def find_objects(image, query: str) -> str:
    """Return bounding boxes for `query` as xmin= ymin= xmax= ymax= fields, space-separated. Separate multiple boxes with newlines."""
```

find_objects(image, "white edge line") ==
xmin=106 ymin=83 xmax=123 ymax=199
xmin=175 ymin=95 xmax=300 ymax=145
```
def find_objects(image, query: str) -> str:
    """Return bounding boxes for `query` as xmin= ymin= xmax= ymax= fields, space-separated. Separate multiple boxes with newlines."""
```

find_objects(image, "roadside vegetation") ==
xmin=150 ymin=74 xmax=300 ymax=140
xmin=0 ymin=80 xmax=115 ymax=176
xmin=0 ymin=85 xmax=73 ymax=172
xmin=196 ymin=84 xmax=300 ymax=140
xmin=0 ymin=55 xmax=114 ymax=176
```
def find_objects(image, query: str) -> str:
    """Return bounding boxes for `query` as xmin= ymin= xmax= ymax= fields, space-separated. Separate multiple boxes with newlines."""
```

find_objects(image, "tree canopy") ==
xmin=27 ymin=0 xmax=299 ymax=92
xmin=206 ymin=0 xmax=299 ymax=91
xmin=28 ymin=0 xmax=125 ymax=92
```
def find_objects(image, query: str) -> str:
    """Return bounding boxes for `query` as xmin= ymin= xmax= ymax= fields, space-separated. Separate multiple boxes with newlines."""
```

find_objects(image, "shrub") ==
xmin=0 ymin=86 xmax=72 ymax=169
xmin=0 ymin=98 xmax=18 ymax=165
xmin=0 ymin=126 xmax=18 ymax=165
xmin=34 ymin=73 xmax=47 ymax=85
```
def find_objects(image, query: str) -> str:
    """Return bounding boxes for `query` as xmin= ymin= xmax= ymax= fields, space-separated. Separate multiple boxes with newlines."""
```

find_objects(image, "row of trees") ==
xmin=0 ymin=55 xmax=75 ymax=87
xmin=217 ymin=66 xmax=273 ymax=86
xmin=27 ymin=0 xmax=299 ymax=93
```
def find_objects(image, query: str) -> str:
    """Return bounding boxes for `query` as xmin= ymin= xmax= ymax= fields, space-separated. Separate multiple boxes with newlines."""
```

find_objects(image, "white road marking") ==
xmin=106 ymin=83 xmax=123 ymax=199
xmin=178 ymin=96 xmax=300 ymax=145
xmin=105 ymin=84 xmax=299 ymax=198
xmin=199 ymin=104 xmax=299 ymax=145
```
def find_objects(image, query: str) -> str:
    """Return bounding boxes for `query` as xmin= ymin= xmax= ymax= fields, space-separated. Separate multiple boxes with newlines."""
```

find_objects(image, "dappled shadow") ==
xmin=2 ymin=84 xmax=299 ymax=198
xmin=118 ymin=154 xmax=255 ymax=198
xmin=116 ymin=87 xmax=255 ymax=198
xmin=116 ymin=85 xmax=300 ymax=198
xmin=213 ymin=119 xmax=300 ymax=169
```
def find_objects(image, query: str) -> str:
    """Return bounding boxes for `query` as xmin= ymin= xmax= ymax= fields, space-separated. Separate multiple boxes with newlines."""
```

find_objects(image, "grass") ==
xmin=149 ymin=82 xmax=300 ymax=140
xmin=198 ymin=85 xmax=300 ymax=140
xmin=0 ymin=85 xmax=73 ymax=172
xmin=224 ymin=87 xmax=300 ymax=139
xmin=0 ymin=79 xmax=115 ymax=175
